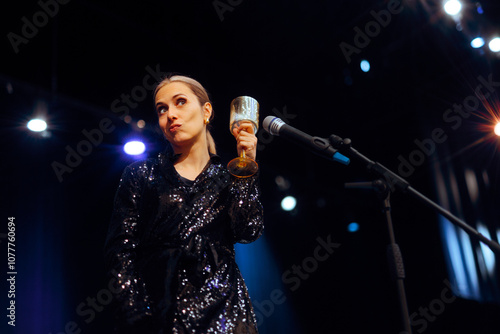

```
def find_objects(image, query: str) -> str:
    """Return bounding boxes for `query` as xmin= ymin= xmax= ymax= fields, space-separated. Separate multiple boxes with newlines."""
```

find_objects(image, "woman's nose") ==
xmin=167 ymin=108 xmax=178 ymax=120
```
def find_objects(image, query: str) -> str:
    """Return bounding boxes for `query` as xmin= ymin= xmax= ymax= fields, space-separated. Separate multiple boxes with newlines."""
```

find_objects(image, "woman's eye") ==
xmin=158 ymin=107 xmax=167 ymax=115
xmin=177 ymin=98 xmax=186 ymax=106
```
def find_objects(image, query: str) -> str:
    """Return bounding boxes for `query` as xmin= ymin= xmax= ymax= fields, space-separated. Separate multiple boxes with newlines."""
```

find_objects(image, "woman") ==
xmin=104 ymin=74 xmax=264 ymax=333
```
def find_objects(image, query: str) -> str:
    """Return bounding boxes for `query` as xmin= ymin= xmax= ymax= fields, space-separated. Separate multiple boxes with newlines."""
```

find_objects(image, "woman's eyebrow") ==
xmin=155 ymin=93 xmax=187 ymax=107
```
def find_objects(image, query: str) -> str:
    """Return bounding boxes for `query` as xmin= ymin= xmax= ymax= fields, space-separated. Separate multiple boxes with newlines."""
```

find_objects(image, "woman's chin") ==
xmin=168 ymin=137 xmax=191 ymax=150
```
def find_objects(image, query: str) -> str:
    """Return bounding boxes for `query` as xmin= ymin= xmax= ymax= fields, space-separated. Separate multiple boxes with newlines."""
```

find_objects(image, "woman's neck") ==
xmin=172 ymin=140 xmax=210 ymax=181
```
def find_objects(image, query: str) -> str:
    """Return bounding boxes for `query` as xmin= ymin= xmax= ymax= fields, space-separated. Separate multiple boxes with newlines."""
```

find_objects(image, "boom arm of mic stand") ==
xmin=329 ymin=134 xmax=500 ymax=254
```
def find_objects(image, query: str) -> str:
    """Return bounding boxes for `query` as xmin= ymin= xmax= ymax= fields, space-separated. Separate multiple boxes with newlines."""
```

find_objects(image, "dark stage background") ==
xmin=2 ymin=1 xmax=500 ymax=333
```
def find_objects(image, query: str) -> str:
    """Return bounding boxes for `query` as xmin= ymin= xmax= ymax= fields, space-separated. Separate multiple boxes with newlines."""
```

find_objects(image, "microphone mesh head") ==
xmin=263 ymin=116 xmax=284 ymax=136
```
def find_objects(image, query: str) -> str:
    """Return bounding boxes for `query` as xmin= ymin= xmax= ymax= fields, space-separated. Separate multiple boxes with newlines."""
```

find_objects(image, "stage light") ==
xmin=27 ymin=118 xmax=47 ymax=132
xmin=281 ymin=196 xmax=296 ymax=211
xmin=275 ymin=175 xmax=291 ymax=191
xmin=137 ymin=120 xmax=146 ymax=129
xmin=360 ymin=60 xmax=370 ymax=72
xmin=123 ymin=140 xmax=146 ymax=155
xmin=494 ymin=122 xmax=500 ymax=136
xmin=471 ymin=37 xmax=485 ymax=48
xmin=488 ymin=37 xmax=500 ymax=52
xmin=477 ymin=223 xmax=496 ymax=276
xmin=444 ymin=0 xmax=462 ymax=16
xmin=347 ymin=222 xmax=360 ymax=233
xmin=476 ymin=2 xmax=484 ymax=14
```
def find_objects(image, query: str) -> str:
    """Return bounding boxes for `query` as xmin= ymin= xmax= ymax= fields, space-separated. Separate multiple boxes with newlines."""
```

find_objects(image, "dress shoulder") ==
xmin=119 ymin=155 xmax=162 ymax=184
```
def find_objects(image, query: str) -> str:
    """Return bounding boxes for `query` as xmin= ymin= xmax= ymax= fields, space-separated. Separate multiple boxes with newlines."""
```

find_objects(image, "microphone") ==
xmin=262 ymin=116 xmax=350 ymax=165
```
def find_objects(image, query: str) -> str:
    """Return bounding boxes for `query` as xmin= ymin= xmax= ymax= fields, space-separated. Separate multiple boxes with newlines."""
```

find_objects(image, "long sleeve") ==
xmin=104 ymin=163 xmax=153 ymax=328
xmin=228 ymin=173 xmax=264 ymax=244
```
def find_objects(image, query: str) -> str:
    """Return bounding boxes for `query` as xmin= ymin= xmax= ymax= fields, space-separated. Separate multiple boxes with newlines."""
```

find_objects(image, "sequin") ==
xmin=104 ymin=150 xmax=263 ymax=333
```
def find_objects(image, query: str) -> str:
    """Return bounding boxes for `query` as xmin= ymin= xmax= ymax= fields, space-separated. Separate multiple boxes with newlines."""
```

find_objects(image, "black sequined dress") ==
xmin=104 ymin=150 xmax=264 ymax=333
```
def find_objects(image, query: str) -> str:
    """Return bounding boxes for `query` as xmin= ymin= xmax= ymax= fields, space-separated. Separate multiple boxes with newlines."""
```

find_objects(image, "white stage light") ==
xmin=281 ymin=196 xmax=297 ymax=211
xmin=124 ymin=140 xmax=146 ymax=155
xmin=488 ymin=37 xmax=500 ymax=52
xmin=27 ymin=119 xmax=47 ymax=132
xmin=494 ymin=122 xmax=500 ymax=136
xmin=444 ymin=0 xmax=462 ymax=16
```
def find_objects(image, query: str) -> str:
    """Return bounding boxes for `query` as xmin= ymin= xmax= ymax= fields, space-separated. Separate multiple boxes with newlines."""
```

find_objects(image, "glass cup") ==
xmin=227 ymin=96 xmax=259 ymax=178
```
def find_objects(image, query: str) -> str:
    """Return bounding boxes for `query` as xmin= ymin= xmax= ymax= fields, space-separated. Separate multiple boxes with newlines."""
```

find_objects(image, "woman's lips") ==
xmin=169 ymin=124 xmax=181 ymax=132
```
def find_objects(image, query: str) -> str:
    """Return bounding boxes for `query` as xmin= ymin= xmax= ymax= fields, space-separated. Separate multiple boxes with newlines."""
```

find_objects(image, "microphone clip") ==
xmin=329 ymin=134 xmax=352 ymax=150
xmin=310 ymin=136 xmax=350 ymax=165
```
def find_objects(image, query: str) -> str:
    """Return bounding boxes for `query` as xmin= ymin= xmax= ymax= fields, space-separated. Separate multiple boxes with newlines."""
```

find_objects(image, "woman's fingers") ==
xmin=233 ymin=124 xmax=258 ymax=161
xmin=232 ymin=121 xmax=255 ymax=137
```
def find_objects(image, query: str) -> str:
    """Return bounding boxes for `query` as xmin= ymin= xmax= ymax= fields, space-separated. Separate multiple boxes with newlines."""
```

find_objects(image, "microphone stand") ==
xmin=328 ymin=134 xmax=500 ymax=333
xmin=345 ymin=179 xmax=412 ymax=333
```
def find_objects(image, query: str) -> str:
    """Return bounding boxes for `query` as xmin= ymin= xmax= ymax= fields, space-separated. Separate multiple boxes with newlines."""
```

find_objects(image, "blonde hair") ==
xmin=154 ymin=74 xmax=216 ymax=154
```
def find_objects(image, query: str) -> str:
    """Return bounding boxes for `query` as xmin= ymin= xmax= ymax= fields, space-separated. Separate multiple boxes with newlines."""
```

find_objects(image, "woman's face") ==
xmin=155 ymin=82 xmax=211 ymax=150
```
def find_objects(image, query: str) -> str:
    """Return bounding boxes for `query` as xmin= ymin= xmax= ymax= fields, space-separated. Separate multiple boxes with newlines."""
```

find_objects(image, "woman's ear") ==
xmin=203 ymin=102 xmax=213 ymax=121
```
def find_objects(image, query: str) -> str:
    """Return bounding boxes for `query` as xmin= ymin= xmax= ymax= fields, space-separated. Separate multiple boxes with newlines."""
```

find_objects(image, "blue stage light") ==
xmin=347 ymin=222 xmax=360 ymax=233
xmin=471 ymin=37 xmax=485 ymax=48
xmin=360 ymin=60 xmax=370 ymax=73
